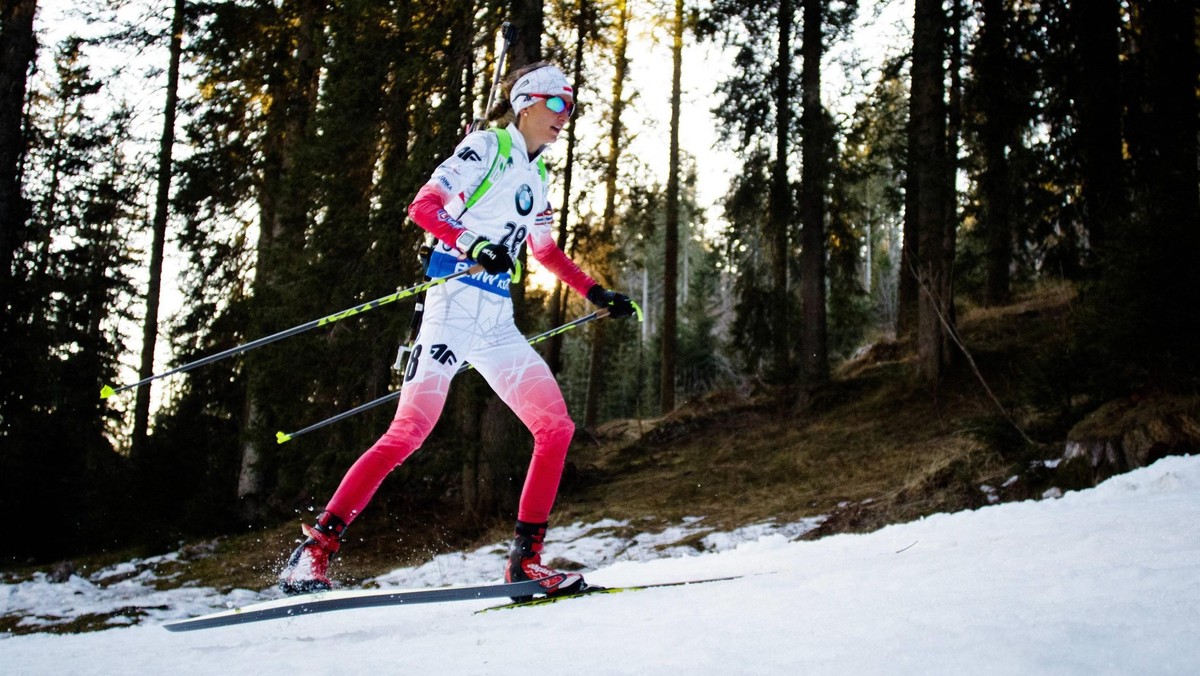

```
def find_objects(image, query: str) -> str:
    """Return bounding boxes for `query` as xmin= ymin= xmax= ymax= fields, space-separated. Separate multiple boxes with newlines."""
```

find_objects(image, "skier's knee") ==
xmin=374 ymin=417 xmax=432 ymax=462
xmin=535 ymin=415 xmax=574 ymax=454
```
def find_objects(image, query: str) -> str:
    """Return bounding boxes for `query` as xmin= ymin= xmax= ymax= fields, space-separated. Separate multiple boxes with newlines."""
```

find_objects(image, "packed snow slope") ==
xmin=3 ymin=455 xmax=1199 ymax=675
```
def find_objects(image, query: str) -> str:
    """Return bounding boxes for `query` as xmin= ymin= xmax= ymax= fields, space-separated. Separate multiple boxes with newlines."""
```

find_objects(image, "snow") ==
xmin=3 ymin=455 xmax=1199 ymax=675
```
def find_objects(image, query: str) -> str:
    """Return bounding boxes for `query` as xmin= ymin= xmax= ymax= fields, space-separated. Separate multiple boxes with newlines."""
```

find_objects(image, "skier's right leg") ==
xmin=323 ymin=361 xmax=456 ymax=522
xmin=278 ymin=318 xmax=462 ymax=595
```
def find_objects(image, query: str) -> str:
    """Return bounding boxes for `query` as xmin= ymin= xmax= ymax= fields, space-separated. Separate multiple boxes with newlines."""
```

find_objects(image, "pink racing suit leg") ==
xmin=324 ymin=345 xmax=458 ymax=524
xmin=471 ymin=336 xmax=575 ymax=524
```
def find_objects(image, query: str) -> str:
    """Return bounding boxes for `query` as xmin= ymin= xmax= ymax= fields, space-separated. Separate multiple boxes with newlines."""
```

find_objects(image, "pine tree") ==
xmin=767 ymin=0 xmax=795 ymax=384
xmin=974 ymin=0 xmax=1018 ymax=305
xmin=583 ymin=0 xmax=631 ymax=428
xmin=701 ymin=0 xmax=799 ymax=382
xmin=5 ymin=39 xmax=139 ymax=558
xmin=828 ymin=70 xmax=907 ymax=351
xmin=798 ymin=0 xmax=830 ymax=390
xmin=1089 ymin=0 xmax=1200 ymax=385
xmin=0 ymin=0 xmax=36 ymax=317
xmin=661 ymin=0 xmax=684 ymax=413
xmin=132 ymin=0 xmax=186 ymax=462
xmin=1069 ymin=0 xmax=1122 ymax=255
xmin=909 ymin=0 xmax=956 ymax=385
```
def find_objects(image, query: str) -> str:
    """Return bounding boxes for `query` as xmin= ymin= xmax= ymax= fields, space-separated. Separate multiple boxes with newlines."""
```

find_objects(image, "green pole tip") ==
xmin=276 ymin=431 xmax=292 ymax=445
xmin=100 ymin=385 xmax=115 ymax=399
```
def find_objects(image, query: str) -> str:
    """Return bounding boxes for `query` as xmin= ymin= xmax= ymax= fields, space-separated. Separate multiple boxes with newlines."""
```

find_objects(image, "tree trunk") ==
xmin=457 ymin=376 xmax=489 ymax=518
xmin=798 ymin=0 xmax=828 ymax=389
xmin=1070 ymin=0 xmax=1122 ymax=256
xmin=1120 ymin=0 xmax=1200 ymax=372
xmin=941 ymin=0 xmax=962 ymax=356
xmin=898 ymin=102 xmax=919 ymax=340
xmin=238 ymin=0 xmax=325 ymax=508
xmin=508 ymin=0 xmax=543 ymax=69
xmin=911 ymin=0 xmax=951 ymax=385
xmin=898 ymin=174 xmax=918 ymax=337
xmin=1132 ymin=1 xmax=1197 ymax=227
xmin=132 ymin=0 xmax=185 ymax=462
xmin=767 ymin=0 xmax=795 ymax=384
xmin=548 ymin=0 xmax=590 ymax=376
xmin=505 ymin=0 xmax=543 ymax=326
xmin=979 ymin=0 xmax=1012 ymax=306
xmin=584 ymin=0 xmax=629 ymax=428
xmin=661 ymin=0 xmax=683 ymax=413
xmin=0 ymin=0 xmax=37 ymax=315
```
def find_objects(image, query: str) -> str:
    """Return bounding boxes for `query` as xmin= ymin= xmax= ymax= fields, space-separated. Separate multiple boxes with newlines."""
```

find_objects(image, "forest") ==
xmin=0 ymin=0 xmax=1196 ymax=563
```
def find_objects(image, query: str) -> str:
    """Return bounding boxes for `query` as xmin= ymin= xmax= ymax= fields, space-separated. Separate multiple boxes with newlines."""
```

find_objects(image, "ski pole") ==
xmin=100 ymin=265 xmax=484 ymax=400
xmin=275 ymin=306 xmax=631 ymax=444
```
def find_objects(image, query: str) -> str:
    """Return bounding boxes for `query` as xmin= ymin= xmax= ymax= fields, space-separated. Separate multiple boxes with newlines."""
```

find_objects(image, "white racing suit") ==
xmin=324 ymin=124 xmax=597 ymax=526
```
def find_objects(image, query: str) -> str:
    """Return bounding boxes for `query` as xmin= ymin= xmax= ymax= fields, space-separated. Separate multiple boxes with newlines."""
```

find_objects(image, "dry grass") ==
xmin=558 ymin=283 xmax=1079 ymax=538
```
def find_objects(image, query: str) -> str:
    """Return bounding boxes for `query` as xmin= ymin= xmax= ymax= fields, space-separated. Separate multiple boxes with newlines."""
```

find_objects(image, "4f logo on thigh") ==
xmin=429 ymin=344 xmax=457 ymax=365
xmin=404 ymin=343 xmax=458 ymax=382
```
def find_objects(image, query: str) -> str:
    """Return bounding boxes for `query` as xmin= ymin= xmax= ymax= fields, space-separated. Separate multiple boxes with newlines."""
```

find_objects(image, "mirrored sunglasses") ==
xmin=527 ymin=94 xmax=575 ymax=117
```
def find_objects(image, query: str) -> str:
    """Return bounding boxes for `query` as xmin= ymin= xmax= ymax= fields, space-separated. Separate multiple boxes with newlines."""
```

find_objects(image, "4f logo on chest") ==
xmin=457 ymin=147 xmax=482 ymax=162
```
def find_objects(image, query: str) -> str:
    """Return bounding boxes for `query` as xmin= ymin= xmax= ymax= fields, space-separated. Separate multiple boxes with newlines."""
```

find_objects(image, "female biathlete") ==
xmin=278 ymin=62 xmax=636 ymax=597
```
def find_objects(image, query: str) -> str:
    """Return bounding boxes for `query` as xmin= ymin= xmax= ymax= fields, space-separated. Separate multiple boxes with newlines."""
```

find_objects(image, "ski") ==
xmin=477 ymin=576 xmax=743 ymax=613
xmin=163 ymin=575 xmax=569 ymax=632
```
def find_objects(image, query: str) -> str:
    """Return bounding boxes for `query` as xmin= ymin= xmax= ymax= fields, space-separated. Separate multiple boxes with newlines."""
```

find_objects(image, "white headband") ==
xmin=509 ymin=65 xmax=574 ymax=114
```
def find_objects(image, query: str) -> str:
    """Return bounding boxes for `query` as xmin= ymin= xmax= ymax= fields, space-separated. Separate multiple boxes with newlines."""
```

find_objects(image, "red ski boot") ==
xmin=278 ymin=511 xmax=346 ymax=595
xmin=504 ymin=521 xmax=585 ymax=602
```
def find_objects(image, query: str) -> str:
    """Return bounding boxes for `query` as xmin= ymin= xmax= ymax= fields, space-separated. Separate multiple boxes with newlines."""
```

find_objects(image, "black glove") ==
xmin=587 ymin=284 xmax=637 ymax=318
xmin=469 ymin=239 xmax=514 ymax=275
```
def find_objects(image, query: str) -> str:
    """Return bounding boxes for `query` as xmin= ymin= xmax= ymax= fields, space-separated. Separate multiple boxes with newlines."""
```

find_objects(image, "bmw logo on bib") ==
xmin=515 ymin=184 xmax=534 ymax=216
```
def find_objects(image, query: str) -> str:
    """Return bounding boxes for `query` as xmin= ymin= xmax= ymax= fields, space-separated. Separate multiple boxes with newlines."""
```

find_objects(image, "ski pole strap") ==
xmin=276 ymin=309 xmax=612 ymax=444
xmin=100 ymin=265 xmax=483 ymax=399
